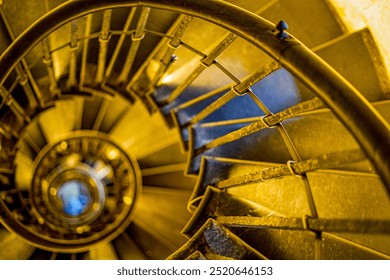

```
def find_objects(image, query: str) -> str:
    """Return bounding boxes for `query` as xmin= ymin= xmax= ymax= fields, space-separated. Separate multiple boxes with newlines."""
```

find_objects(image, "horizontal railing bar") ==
xmin=217 ymin=149 xmax=366 ymax=188
xmin=216 ymin=216 xmax=390 ymax=234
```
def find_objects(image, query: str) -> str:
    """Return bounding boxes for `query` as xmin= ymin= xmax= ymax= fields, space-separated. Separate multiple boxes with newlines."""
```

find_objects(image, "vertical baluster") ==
xmin=95 ymin=10 xmax=112 ymax=84
xmin=165 ymin=32 xmax=237 ymax=104
xmin=117 ymin=7 xmax=151 ymax=85
xmin=150 ymin=15 xmax=193 ymax=89
xmin=126 ymin=15 xmax=190 ymax=96
xmin=40 ymin=0 xmax=60 ymax=100
xmin=68 ymin=20 xmax=79 ymax=88
xmin=0 ymin=87 xmax=30 ymax=123
xmin=79 ymin=14 xmax=92 ymax=88
xmin=41 ymin=38 xmax=60 ymax=98
xmin=103 ymin=8 xmax=136 ymax=85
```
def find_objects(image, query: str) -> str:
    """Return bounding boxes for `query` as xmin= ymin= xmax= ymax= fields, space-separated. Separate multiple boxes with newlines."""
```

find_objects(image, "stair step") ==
xmin=312 ymin=28 xmax=390 ymax=101
xmin=140 ymin=186 xmax=192 ymax=222
xmin=186 ymin=99 xmax=390 ymax=174
xmin=292 ymin=102 xmax=390 ymax=166
xmin=185 ymin=250 xmax=206 ymax=260
xmin=186 ymin=118 xmax=291 ymax=173
xmin=167 ymin=218 xmax=266 ymax=260
xmin=307 ymin=170 xmax=390 ymax=220
xmin=134 ymin=208 xmax=189 ymax=249
xmin=191 ymin=157 xmax=276 ymax=200
xmin=87 ymin=242 xmax=118 ymax=260
xmin=38 ymin=99 xmax=80 ymax=143
xmin=98 ymin=94 xmax=130 ymax=133
xmin=14 ymin=151 xmax=33 ymax=191
xmin=108 ymin=99 xmax=151 ymax=141
xmin=259 ymin=0 xmax=345 ymax=48
xmin=192 ymin=158 xmax=390 ymax=220
xmin=321 ymin=233 xmax=390 ymax=260
xmin=112 ymin=232 xmax=148 ymax=260
xmin=138 ymin=142 xmax=187 ymax=167
xmin=142 ymin=168 xmax=196 ymax=189
xmin=126 ymin=221 xmax=174 ymax=260
xmin=183 ymin=186 xmax=275 ymax=237
xmin=225 ymin=224 xmax=318 ymax=259
xmin=327 ymin=232 xmax=390 ymax=257
xmin=0 ymin=233 xmax=34 ymax=259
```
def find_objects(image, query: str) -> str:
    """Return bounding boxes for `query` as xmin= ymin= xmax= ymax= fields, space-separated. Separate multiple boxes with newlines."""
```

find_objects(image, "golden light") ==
xmin=123 ymin=196 xmax=132 ymax=205
xmin=106 ymin=148 xmax=119 ymax=160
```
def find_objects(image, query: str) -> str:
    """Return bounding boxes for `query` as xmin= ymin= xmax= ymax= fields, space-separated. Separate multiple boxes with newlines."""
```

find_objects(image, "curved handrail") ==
xmin=0 ymin=0 xmax=389 ymax=191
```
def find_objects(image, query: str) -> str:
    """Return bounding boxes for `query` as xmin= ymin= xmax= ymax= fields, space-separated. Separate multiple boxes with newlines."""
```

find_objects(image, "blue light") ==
xmin=58 ymin=180 xmax=91 ymax=216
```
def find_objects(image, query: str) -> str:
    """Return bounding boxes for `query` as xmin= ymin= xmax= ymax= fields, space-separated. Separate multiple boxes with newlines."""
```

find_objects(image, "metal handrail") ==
xmin=0 ymin=0 xmax=389 ymax=191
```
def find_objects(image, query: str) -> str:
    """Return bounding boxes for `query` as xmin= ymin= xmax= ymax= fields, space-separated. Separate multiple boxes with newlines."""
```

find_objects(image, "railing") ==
xmin=0 ymin=0 xmax=388 ymax=256
xmin=0 ymin=0 xmax=388 ymax=190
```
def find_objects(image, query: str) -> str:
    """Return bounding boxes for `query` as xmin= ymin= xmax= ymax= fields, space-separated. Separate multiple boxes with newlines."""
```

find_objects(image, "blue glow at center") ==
xmin=58 ymin=180 xmax=91 ymax=216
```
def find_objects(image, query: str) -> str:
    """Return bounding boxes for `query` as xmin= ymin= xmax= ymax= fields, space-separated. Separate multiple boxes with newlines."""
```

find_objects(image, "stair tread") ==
xmin=112 ymin=232 xmax=148 ymax=260
xmin=227 ymin=225 xmax=317 ymax=260
xmin=192 ymin=157 xmax=389 ymax=220
xmin=87 ymin=242 xmax=118 ymax=260
xmin=311 ymin=28 xmax=390 ymax=101
xmin=187 ymin=118 xmax=292 ymax=173
xmin=168 ymin=218 xmax=266 ymax=260
xmin=329 ymin=232 xmax=390 ymax=257
xmin=259 ymin=0 xmax=345 ymax=48
xmin=322 ymin=233 xmax=390 ymax=260
xmin=140 ymin=185 xmax=192 ymax=222
xmin=306 ymin=170 xmax=390 ymax=220
xmin=142 ymin=166 xmax=196 ymax=189
xmin=186 ymin=99 xmax=390 ymax=174
xmin=133 ymin=214 xmax=187 ymax=250
xmin=170 ymin=29 xmax=389 ymax=155
xmin=126 ymin=221 xmax=175 ymax=260
xmin=0 ymin=233 xmax=34 ymax=259
xmin=138 ymin=142 xmax=187 ymax=168
xmin=184 ymin=186 xmax=275 ymax=237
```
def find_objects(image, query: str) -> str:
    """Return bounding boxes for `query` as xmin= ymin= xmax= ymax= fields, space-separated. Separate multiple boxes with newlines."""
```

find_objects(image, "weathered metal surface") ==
xmin=217 ymin=149 xmax=366 ymax=188
xmin=217 ymin=216 xmax=390 ymax=234
xmin=168 ymin=218 xmax=266 ymax=260
xmin=0 ymin=0 xmax=388 ymax=261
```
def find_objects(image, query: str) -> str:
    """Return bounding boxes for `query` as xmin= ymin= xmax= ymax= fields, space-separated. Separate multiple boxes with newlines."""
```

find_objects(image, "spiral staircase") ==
xmin=0 ymin=0 xmax=389 ymax=260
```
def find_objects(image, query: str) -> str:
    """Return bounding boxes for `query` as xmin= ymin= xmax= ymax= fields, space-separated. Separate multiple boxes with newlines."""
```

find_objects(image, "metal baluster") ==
xmin=92 ymin=99 xmax=109 ymax=130
xmin=151 ymin=15 xmax=193 ymax=88
xmin=79 ymin=14 xmax=92 ymax=88
xmin=0 ymin=124 xmax=14 ymax=139
xmin=103 ymin=8 xmax=136 ymax=84
xmin=190 ymin=61 xmax=280 ymax=124
xmin=68 ymin=20 xmax=79 ymax=88
xmin=96 ymin=10 xmax=112 ymax=84
xmin=40 ymin=0 xmax=60 ymax=99
xmin=0 ymin=86 xmax=30 ymax=123
xmin=41 ymin=38 xmax=60 ymax=97
xmin=165 ymin=33 xmax=237 ymax=104
xmin=117 ymin=7 xmax=151 ymax=85
xmin=126 ymin=15 xmax=191 ymax=97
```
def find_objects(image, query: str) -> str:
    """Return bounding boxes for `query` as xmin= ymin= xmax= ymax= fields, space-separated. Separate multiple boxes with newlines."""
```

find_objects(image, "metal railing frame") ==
xmin=0 ymin=0 xmax=389 ymax=191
